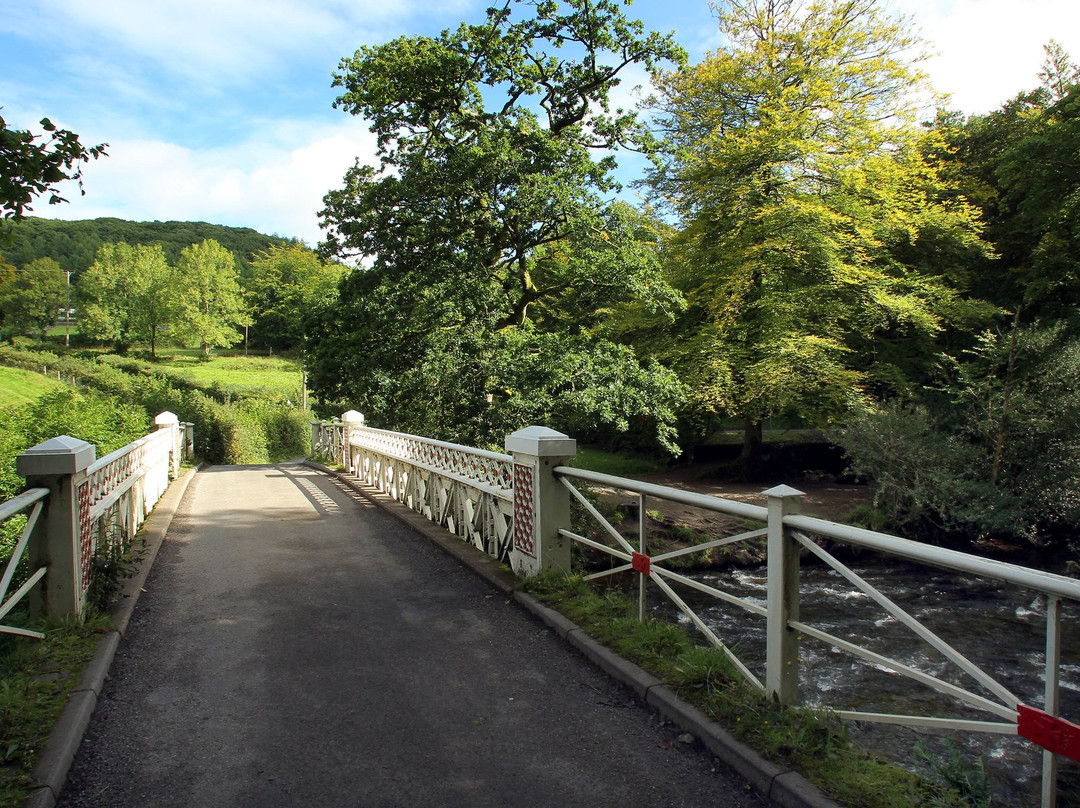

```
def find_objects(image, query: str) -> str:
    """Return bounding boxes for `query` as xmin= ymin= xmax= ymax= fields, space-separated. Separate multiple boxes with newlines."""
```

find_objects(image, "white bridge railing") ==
xmin=0 ymin=412 xmax=191 ymax=625
xmin=315 ymin=414 xmax=516 ymax=561
xmin=312 ymin=415 xmax=1078 ymax=807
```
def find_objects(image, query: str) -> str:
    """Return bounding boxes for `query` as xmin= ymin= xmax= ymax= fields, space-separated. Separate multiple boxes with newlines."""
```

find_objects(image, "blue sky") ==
xmin=2 ymin=0 xmax=1078 ymax=247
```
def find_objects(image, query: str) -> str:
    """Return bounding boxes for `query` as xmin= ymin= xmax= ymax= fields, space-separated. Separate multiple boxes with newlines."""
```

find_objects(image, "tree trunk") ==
xmin=738 ymin=416 xmax=764 ymax=479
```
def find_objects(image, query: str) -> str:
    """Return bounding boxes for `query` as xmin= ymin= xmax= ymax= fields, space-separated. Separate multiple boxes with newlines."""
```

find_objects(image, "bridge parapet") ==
xmin=0 ymin=414 xmax=193 ymax=626
xmin=311 ymin=415 xmax=1080 ymax=806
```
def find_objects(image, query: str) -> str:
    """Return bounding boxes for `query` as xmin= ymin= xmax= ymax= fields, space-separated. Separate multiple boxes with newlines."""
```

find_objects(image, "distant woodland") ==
xmin=1 ymin=217 xmax=292 ymax=279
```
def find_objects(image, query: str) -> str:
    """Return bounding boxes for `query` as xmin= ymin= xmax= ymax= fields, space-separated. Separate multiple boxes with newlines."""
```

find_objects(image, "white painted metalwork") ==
xmin=552 ymin=464 xmax=1080 ymax=807
xmin=312 ymin=420 xmax=345 ymax=462
xmin=345 ymin=424 xmax=514 ymax=561
xmin=77 ymin=421 xmax=182 ymax=606
xmin=0 ymin=488 xmax=50 ymax=639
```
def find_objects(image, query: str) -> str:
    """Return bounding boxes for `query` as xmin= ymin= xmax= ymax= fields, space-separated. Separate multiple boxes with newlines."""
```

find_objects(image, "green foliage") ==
xmin=0 ymin=257 xmax=66 ymax=341
xmin=0 ymin=387 xmax=149 ymax=502
xmin=935 ymin=42 xmax=1080 ymax=319
xmin=248 ymin=244 xmax=346 ymax=351
xmin=0 ymin=114 xmax=106 ymax=239
xmin=0 ymin=615 xmax=110 ymax=808
xmin=913 ymin=741 xmax=991 ymax=808
xmin=175 ymin=239 xmax=251 ymax=357
xmin=78 ymin=243 xmax=180 ymax=356
xmin=838 ymin=321 xmax=1080 ymax=544
xmin=311 ymin=0 xmax=687 ymax=453
xmin=0 ymin=347 xmax=309 ymax=466
xmin=645 ymin=0 xmax=991 ymax=468
xmin=0 ymin=217 xmax=290 ymax=279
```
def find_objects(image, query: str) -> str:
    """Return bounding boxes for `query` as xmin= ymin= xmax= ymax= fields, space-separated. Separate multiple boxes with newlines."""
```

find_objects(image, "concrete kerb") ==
xmin=306 ymin=461 xmax=840 ymax=808
xmin=25 ymin=463 xmax=200 ymax=808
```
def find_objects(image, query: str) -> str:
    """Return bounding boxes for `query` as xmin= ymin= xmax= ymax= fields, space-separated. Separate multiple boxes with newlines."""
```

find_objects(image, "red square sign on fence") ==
xmin=1017 ymin=703 xmax=1080 ymax=763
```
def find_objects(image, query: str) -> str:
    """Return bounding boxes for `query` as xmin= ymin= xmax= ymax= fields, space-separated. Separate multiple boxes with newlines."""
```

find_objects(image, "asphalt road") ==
xmin=58 ymin=463 xmax=767 ymax=808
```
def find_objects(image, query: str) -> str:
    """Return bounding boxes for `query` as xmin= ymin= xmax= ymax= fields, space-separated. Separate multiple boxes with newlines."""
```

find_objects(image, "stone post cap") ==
xmin=341 ymin=410 xmax=364 ymax=423
xmin=761 ymin=484 xmax=805 ymax=499
xmin=16 ymin=435 xmax=96 ymax=476
xmin=505 ymin=426 xmax=577 ymax=457
xmin=155 ymin=411 xmax=179 ymax=426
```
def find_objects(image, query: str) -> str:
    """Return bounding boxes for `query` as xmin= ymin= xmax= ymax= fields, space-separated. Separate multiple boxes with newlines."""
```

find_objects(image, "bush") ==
xmin=0 ymin=346 xmax=312 ymax=466
xmin=838 ymin=322 xmax=1080 ymax=547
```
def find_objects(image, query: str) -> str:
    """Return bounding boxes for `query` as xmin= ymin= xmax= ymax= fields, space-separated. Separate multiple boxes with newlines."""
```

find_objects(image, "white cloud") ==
xmin=3 ymin=0 xmax=476 ymax=89
xmin=892 ymin=0 xmax=1080 ymax=114
xmin=32 ymin=120 xmax=380 ymax=246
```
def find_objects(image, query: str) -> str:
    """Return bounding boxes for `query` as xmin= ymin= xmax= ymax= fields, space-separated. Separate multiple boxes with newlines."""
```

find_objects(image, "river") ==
xmin=648 ymin=561 xmax=1080 ymax=806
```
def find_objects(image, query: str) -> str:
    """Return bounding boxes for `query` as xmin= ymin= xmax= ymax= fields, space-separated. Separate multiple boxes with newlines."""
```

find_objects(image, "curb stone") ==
xmin=24 ymin=464 xmax=200 ymax=808
xmin=308 ymin=462 xmax=841 ymax=808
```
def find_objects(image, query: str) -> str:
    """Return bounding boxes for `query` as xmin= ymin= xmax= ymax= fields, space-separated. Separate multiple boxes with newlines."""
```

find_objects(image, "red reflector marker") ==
xmin=631 ymin=551 xmax=651 ymax=576
xmin=1017 ymin=703 xmax=1080 ymax=763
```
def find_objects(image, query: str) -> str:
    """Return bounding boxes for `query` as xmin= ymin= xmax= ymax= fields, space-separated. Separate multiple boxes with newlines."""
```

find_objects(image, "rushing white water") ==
xmin=649 ymin=562 xmax=1080 ymax=806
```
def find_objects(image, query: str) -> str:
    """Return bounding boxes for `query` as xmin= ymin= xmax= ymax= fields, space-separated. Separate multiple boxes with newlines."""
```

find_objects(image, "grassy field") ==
xmin=0 ymin=366 xmax=66 ymax=409
xmin=155 ymin=351 xmax=305 ymax=400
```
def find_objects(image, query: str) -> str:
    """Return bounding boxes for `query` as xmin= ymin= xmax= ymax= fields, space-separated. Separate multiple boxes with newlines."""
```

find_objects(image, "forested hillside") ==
xmin=1 ymin=217 xmax=292 ymax=279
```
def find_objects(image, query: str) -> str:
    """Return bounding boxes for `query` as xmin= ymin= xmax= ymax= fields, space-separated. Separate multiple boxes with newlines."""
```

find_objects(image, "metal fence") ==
xmin=0 ymin=488 xmax=51 ymax=638
xmin=554 ymin=465 xmax=1080 ymax=808
xmin=0 ymin=413 xmax=190 ymax=627
xmin=310 ymin=414 xmax=1078 ymax=805
xmin=343 ymin=423 xmax=515 ymax=561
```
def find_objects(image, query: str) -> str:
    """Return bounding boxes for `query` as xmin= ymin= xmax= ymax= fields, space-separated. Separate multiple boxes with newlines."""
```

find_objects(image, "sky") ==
xmin=2 ymin=0 xmax=1078 ymax=248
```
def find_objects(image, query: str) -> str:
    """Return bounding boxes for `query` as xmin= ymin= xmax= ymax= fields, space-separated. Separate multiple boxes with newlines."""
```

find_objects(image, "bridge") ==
xmin=2 ymin=414 xmax=1079 ymax=807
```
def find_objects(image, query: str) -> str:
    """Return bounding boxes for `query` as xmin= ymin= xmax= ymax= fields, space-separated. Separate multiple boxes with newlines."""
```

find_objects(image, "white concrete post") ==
xmin=340 ymin=411 xmax=364 ymax=472
xmin=182 ymin=422 xmax=195 ymax=459
xmin=16 ymin=436 xmax=97 ymax=619
xmin=505 ymin=426 xmax=577 ymax=578
xmin=764 ymin=484 xmax=804 ymax=705
xmin=155 ymin=411 xmax=180 ymax=478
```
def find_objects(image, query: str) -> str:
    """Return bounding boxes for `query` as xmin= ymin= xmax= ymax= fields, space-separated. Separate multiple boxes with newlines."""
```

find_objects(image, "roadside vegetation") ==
xmin=524 ymin=574 xmax=985 ymax=808
xmin=0 ymin=615 xmax=112 ymax=808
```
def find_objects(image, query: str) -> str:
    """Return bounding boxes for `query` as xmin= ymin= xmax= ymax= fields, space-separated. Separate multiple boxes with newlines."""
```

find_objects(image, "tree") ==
xmin=311 ymin=0 xmax=688 ymax=450
xmin=934 ymin=42 xmax=1080 ymax=320
xmin=839 ymin=321 xmax=1080 ymax=547
xmin=0 ymin=113 xmax=106 ymax=241
xmin=0 ymin=257 xmax=67 ymax=341
xmin=248 ymin=244 xmax=347 ymax=351
xmin=175 ymin=239 xmax=251 ymax=357
xmin=646 ymin=0 xmax=989 ymax=472
xmin=78 ymin=243 xmax=181 ymax=357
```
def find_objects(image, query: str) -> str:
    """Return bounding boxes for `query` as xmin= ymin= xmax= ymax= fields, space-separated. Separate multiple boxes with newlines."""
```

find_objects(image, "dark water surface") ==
xmin=650 ymin=562 xmax=1080 ymax=806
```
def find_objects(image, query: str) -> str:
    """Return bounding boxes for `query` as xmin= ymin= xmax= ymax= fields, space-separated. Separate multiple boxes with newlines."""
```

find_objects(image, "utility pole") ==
xmin=64 ymin=269 xmax=71 ymax=347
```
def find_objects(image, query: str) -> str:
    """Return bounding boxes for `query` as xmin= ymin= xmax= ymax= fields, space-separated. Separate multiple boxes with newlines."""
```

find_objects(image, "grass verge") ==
xmin=522 ymin=573 xmax=979 ymax=808
xmin=0 ymin=614 xmax=111 ymax=808
xmin=0 ymin=367 xmax=66 ymax=410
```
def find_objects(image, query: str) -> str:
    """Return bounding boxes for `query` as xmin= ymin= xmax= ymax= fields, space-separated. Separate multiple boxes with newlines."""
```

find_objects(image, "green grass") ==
xmin=155 ymin=353 xmax=304 ymax=400
xmin=0 ymin=366 xmax=66 ymax=410
xmin=523 ymin=573 xmax=977 ymax=808
xmin=574 ymin=447 xmax=666 ymax=477
xmin=0 ymin=615 xmax=111 ymax=808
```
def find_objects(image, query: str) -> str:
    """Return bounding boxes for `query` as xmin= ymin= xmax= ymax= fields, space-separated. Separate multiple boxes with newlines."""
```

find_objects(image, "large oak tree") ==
xmin=309 ymin=0 xmax=687 ymax=450
xmin=646 ymin=0 xmax=990 ymax=471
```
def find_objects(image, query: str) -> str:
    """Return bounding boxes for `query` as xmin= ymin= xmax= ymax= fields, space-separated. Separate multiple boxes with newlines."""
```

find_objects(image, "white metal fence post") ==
xmin=16 ymin=436 xmax=97 ymax=619
xmin=764 ymin=484 xmax=804 ymax=705
xmin=154 ymin=411 xmax=180 ymax=478
xmin=505 ymin=426 xmax=577 ymax=577
xmin=340 ymin=411 xmax=364 ymax=472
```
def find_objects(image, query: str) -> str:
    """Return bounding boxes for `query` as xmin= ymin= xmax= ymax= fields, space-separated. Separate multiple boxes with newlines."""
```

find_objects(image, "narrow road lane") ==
xmin=59 ymin=463 xmax=767 ymax=808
